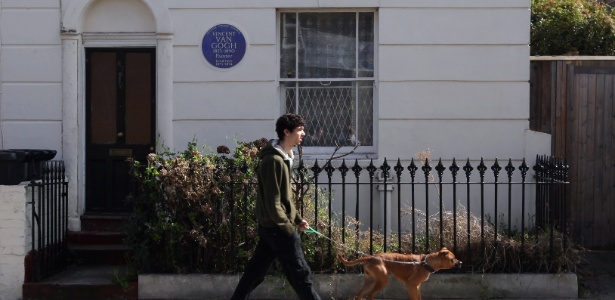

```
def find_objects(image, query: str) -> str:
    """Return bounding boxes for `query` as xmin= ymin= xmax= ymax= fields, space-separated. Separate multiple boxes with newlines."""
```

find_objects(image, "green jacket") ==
xmin=255 ymin=140 xmax=303 ymax=236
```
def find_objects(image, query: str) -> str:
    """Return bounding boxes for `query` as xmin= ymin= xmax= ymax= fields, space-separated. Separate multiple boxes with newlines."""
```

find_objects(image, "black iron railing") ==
xmin=128 ymin=154 xmax=571 ymax=274
xmin=534 ymin=154 xmax=569 ymax=252
xmin=291 ymin=155 xmax=570 ymax=265
xmin=26 ymin=161 xmax=68 ymax=282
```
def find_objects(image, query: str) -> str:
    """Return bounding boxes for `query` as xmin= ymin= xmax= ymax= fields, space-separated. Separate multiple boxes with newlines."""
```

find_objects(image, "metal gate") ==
xmin=25 ymin=161 xmax=69 ymax=282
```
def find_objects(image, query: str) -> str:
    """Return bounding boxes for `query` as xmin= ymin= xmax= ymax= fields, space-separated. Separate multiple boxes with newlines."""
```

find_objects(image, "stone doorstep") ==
xmin=22 ymin=266 xmax=137 ymax=300
xmin=138 ymin=273 xmax=578 ymax=300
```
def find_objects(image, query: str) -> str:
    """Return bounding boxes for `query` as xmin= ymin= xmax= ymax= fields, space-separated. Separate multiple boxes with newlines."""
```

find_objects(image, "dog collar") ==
xmin=421 ymin=255 xmax=436 ymax=273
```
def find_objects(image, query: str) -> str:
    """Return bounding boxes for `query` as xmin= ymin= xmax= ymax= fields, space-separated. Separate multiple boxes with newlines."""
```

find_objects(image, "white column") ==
xmin=377 ymin=183 xmax=394 ymax=235
xmin=156 ymin=34 xmax=174 ymax=151
xmin=61 ymin=33 xmax=82 ymax=231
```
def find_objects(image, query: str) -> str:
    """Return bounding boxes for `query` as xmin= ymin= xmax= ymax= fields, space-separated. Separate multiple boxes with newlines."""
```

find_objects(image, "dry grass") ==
xmin=302 ymin=196 xmax=579 ymax=274
xmin=298 ymin=148 xmax=580 ymax=274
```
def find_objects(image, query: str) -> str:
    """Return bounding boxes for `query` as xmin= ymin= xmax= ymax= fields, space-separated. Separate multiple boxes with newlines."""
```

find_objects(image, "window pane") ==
xmin=358 ymin=12 xmax=374 ymax=78
xmin=90 ymin=52 xmax=117 ymax=144
xmin=298 ymin=13 xmax=357 ymax=79
xmin=125 ymin=52 xmax=152 ymax=145
xmin=357 ymin=80 xmax=374 ymax=146
xmin=280 ymin=11 xmax=375 ymax=150
xmin=280 ymin=13 xmax=297 ymax=78
xmin=282 ymin=81 xmax=373 ymax=146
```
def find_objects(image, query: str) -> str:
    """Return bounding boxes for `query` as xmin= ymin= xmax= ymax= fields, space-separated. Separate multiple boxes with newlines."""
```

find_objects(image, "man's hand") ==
xmin=297 ymin=220 xmax=309 ymax=231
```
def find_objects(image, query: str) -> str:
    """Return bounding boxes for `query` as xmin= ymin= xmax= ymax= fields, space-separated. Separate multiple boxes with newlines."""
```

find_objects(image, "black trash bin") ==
xmin=7 ymin=149 xmax=57 ymax=181
xmin=0 ymin=150 xmax=28 ymax=185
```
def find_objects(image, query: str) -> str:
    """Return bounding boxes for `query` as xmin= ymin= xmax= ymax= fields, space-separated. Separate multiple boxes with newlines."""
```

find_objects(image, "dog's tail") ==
xmin=337 ymin=253 xmax=374 ymax=267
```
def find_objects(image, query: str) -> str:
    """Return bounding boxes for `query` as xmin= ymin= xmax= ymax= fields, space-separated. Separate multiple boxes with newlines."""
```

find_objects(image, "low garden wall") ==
xmin=0 ymin=184 xmax=31 ymax=300
xmin=139 ymin=273 xmax=578 ymax=299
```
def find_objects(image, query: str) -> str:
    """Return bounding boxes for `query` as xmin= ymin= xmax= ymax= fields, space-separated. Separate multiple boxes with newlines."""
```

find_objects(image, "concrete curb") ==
xmin=139 ymin=273 xmax=578 ymax=299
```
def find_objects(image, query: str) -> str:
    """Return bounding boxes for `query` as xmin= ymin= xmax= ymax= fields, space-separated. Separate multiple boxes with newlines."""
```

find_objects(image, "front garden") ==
xmin=123 ymin=139 xmax=579 ymax=280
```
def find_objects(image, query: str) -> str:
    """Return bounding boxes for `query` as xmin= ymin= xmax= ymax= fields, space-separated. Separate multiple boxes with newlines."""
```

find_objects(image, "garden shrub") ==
xmin=531 ymin=0 xmax=615 ymax=55
xmin=124 ymin=139 xmax=579 ymax=276
xmin=124 ymin=139 xmax=264 ymax=274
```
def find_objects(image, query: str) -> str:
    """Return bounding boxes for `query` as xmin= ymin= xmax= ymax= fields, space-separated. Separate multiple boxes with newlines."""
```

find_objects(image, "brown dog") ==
xmin=338 ymin=247 xmax=462 ymax=300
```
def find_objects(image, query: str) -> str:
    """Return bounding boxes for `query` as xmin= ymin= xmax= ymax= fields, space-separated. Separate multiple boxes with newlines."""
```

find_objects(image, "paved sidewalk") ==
xmin=577 ymin=250 xmax=615 ymax=299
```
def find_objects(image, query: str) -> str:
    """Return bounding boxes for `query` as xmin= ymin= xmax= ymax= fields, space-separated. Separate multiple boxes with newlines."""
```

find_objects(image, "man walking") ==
xmin=231 ymin=113 xmax=321 ymax=300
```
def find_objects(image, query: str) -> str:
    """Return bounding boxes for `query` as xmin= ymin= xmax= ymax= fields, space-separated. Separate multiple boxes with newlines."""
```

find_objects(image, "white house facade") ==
xmin=0 ymin=0 xmax=545 ymax=228
xmin=0 ymin=1 xmax=547 ymax=298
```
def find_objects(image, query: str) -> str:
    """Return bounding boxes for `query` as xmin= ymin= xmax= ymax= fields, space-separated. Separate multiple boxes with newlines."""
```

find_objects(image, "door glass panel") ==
xmin=91 ymin=52 xmax=117 ymax=144
xmin=125 ymin=52 xmax=152 ymax=145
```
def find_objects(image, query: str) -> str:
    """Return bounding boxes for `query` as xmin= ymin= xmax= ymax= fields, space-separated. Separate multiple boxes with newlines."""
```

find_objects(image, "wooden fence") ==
xmin=530 ymin=57 xmax=615 ymax=250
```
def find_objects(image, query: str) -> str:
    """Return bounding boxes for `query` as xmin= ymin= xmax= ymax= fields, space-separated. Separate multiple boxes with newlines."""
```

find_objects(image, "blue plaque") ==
xmin=201 ymin=24 xmax=247 ymax=69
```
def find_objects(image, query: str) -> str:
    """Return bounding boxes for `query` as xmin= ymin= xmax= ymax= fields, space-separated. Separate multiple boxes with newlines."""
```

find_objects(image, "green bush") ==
xmin=531 ymin=0 xmax=615 ymax=55
xmin=124 ymin=139 xmax=264 ymax=275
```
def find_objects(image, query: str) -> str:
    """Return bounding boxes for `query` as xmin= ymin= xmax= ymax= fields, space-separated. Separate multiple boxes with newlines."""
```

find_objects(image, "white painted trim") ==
xmin=165 ymin=0 xmax=527 ymax=9
xmin=61 ymin=1 xmax=173 ymax=227
xmin=62 ymin=0 xmax=172 ymax=34
xmin=531 ymin=56 xmax=615 ymax=61
xmin=82 ymin=32 xmax=157 ymax=47
xmin=61 ymin=34 xmax=82 ymax=230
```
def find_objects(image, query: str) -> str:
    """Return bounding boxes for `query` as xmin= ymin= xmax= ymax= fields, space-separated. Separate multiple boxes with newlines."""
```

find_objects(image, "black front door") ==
xmin=85 ymin=48 xmax=156 ymax=212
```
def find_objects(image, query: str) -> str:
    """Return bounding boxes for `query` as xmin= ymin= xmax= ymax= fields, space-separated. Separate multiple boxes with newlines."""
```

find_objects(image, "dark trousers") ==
xmin=230 ymin=226 xmax=321 ymax=300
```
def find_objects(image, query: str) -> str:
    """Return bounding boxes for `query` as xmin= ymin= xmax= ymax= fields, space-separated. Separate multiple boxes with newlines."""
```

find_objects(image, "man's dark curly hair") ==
xmin=275 ymin=113 xmax=305 ymax=140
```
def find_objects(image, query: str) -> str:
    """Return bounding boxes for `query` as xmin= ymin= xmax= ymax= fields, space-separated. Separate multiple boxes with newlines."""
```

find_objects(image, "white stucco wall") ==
xmin=170 ymin=6 xmax=277 ymax=150
xmin=0 ymin=1 xmax=544 ymax=294
xmin=378 ymin=4 xmax=532 ymax=160
xmin=0 ymin=0 xmax=540 ymax=233
xmin=165 ymin=0 xmax=542 ymax=231
xmin=164 ymin=0 xmax=537 ymax=161
xmin=0 ymin=1 xmax=63 ymax=154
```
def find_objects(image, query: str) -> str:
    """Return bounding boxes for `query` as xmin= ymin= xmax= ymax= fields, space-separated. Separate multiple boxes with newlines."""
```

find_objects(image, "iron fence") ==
xmin=288 ymin=155 xmax=570 ymax=267
xmin=128 ymin=154 xmax=571 ymax=274
xmin=26 ymin=161 xmax=68 ymax=282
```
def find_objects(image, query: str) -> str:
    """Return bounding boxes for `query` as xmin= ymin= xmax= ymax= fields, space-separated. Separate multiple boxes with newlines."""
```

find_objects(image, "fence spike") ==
xmin=339 ymin=159 xmax=349 ymax=178
xmin=449 ymin=158 xmax=459 ymax=178
xmin=408 ymin=158 xmax=418 ymax=178
xmin=394 ymin=158 xmax=404 ymax=179
xmin=463 ymin=158 xmax=473 ymax=179
xmin=311 ymin=159 xmax=322 ymax=175
xmin=491 ymin=158 xmax=502 ymax=179
xmin=435 ymin=158 xmax=445 ymax=178
xmin=367 ymin=159 xmax=377 ymax=177
xmin=352 ymin=159 xmax=362 ymax=178
xmin=518 ymin=159 xmax=528 ymax=179
xmin=324 ymin=160 xmax=335 ymax=178
xmin=380 ymin=158 xmax=390 ymax=179
xmin=505 ymin=158 xmax=515 ymax=178
xmin=421 ymin=159 xmax=432 ymax=175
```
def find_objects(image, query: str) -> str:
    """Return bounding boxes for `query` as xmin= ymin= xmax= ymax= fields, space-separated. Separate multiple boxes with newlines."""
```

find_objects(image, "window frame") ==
xmin=276 ymin=9 xmax=378 ymax=159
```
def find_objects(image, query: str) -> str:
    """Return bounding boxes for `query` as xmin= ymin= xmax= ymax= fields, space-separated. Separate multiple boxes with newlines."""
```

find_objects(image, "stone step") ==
xmin=23 ymin=214 xmax=136 ymax=299
xmin=67 ymin=230 xmax=125 ymax=246
xmin=80 ymin=214 xmax=130 ymax=232
xmin=67 ymin=215 xmax=132 ymax=265
xmin=69 ymin=244 xmax=131 ymax=266
xmin=22 ymin=265 xmax=137 ymax=300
